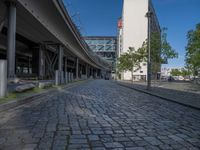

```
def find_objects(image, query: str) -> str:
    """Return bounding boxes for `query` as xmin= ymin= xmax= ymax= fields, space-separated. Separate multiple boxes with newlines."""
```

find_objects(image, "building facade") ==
xmin=84 ymin=36 xmax=117 ymax=73
xmin=117 ymin=0 xmax=161 ymax=81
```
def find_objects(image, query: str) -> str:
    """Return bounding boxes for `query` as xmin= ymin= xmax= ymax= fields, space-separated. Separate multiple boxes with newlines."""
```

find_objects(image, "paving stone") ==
xmin=88 ymin=135 xmax=99 ymax=141
xmin=143 ymin=137 xmax=163 ymax=146
xmin=126 ymin=147 xmax=145 ymax=150
xmin=0 ymin=80 xmax=199 ymax=149
xmin=104 ymin=142 xmax=124 ymax=148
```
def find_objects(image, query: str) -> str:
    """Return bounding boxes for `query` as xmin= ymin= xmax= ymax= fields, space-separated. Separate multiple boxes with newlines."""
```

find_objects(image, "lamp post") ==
xmin=146 ymin=1 xmax=153 ymax=90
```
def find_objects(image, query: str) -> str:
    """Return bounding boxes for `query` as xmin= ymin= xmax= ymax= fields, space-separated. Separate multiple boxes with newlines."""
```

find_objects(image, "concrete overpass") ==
xmin=0 ymin=0 xmax=111 ymax=82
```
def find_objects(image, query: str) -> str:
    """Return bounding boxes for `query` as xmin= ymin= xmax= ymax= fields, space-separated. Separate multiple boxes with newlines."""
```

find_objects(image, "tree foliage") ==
xmin=151 ymin=28 xmax=178 ymax=64
xmin=117 ymin=44 xmax=147 ymax=81
xmin=171 ymin=68 xmax=191 ymax=77
xmin=171 ymin=69 xmax=181 ymax=76
xmin=185 ymin=23 xmax=200 ymax=76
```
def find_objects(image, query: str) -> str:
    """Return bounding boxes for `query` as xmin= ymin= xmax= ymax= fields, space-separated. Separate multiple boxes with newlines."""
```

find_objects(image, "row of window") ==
xmin=96 ymin=52 xmax=115 ymax=58
xmin=89 ymin=45 xmax=116 ymax=51
xmin=85 ymin=39 xmax=116 ymax=45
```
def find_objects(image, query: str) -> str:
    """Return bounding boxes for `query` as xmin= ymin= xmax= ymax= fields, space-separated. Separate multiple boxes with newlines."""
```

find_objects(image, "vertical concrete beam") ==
xmin=58 ymin=45 xmax=63 ymax=84
xmin=0 ymin=60 xmax=7 ymax=98
xmin=55 ymin=70 xmax=59 ymax=86
xmin=6 ymin=1 xmax=16 ymax=79
xmin=64 ymin=57 xmax=67 ymax=73
xmin=64 ymin=57 xmax=68 ymax=84
xmin=39 ymin=46 xmax=45 ymax=79
xmin=85 ymin=64 xmax=88 ymax=78
xmin=58 ymin=45 xmax=63 ymax=73
xmin=32 ymin=46 xmax=45 ymax=79
xmin=76 ymin=58 xmax=79 ymax=79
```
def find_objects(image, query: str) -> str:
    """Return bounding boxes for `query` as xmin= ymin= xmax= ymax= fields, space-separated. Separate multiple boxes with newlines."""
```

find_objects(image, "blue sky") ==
xmin=64 ymin=0 xmax=200 ymax=68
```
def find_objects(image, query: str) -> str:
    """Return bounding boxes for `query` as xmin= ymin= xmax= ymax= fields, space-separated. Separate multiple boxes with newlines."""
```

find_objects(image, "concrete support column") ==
xmin=86 ymin=64 xmax=88 ymax=78
xmin=64 ymin=57 xmax=68 ymax=84
xmin=93 ymin=68 xmax=95 ymax=78
xmin=58 ymin=45 xmax=63 ymax=73
xmin=0 ymin=60 xmax=7 ymax=98
xmin=39 ymin=46 xmax=45 ymax=79
xmin=58 ymin=45 xmax=63 ymax=84
xmin=6 ymin=1 xmax=16 ymax=79
xmin=76 ymin=58 xmax=79 ymax=79
xmin=64 ymin=57 xmax=67 ymax=73
xmin=32 ymin=46 xmax=45 ymax=79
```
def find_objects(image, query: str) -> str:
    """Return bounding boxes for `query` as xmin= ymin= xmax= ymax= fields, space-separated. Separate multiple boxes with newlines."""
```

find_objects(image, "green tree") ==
xmin=117 ymin=44 xmax=147 ymax=81
xmin=171 ymin=69 xmax=181 ymax=76
xmin=170 ymin=68 xmax=192 ymax=77
xmin=150 ymin=28 xmax=178 ymax=79
xmin=181 ymin=68 xmax=192 ymax=77
xmin=185 ymin=23 xmax=200 ymax=76
xmin=151 ymin=28 xmax=178 ymax=64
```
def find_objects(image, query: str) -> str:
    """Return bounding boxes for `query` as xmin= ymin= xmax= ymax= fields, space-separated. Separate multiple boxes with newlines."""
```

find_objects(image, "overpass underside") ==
xmin=0 ymin=0 xmax=108 ymax=81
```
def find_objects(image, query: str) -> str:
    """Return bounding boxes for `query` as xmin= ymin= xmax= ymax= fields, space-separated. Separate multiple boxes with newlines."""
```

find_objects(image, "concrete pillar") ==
xmin=64 ymin=57 xmax=67 ymax=84
xmin=0 ymin=60 xmax=7 ymax=98
xmin=64 ymin=57 xmax=67 ymax=73
xmin=61 ymin=71 xmax=64 ymax=84
xmin=58 ymin=45 xmax=63 ymax=84
xmin=32 ymin=46 xmax=45 ymax=79
xmin=69 ymin=72 xmax=73 ymax=82
xmin=55 ymin=70 xmax=59 ymax=86
xmin=76 ymin=58 xmax=79 ymax=79
xmin=39 ymin=46 xmax=45 ymax=79
xmin=6 ymin=1 xmax=16 ymax=79
xmin=65 ymin=72 xmax=69 ymax=84
xmin=86 ymin=64 xmax=88 ymax=78
xmin=58 ymin=45 xmax=63 ymax=73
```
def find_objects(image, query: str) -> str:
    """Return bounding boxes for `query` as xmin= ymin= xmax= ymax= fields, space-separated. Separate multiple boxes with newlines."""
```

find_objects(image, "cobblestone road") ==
xmin=0 ymin=80 xmax=200 ymax=150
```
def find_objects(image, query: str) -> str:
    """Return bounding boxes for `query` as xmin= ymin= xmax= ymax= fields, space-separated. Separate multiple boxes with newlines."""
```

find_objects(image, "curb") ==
xmin=116 ymin=82 xmax=200 ymax=110
xmin=0 ymin=80 xmax=90 ymax=112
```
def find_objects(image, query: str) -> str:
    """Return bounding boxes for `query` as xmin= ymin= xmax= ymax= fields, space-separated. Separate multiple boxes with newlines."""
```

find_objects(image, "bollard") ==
xmin=55 ymin=70 xmax=60 ymax=86
xmin=0 ymin=60 xmax=7 ymax=98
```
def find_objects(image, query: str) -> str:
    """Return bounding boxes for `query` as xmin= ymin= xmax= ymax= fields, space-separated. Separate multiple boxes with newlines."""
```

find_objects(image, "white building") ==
xmin=161 ymin=67 xmax=172 ymax=77
xmin=117 ymin=0 xmax=161 ymax=81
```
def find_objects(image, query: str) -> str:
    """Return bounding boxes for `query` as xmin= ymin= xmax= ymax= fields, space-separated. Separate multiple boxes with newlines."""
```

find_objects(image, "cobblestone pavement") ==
xmin=0 ymin=80 xmax=200 ymax=150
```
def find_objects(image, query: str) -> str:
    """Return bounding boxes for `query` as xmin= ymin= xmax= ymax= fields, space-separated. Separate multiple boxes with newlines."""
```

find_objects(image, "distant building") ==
xmin=117 ymin=0 xmax=161 ymax=81
xmin=84 ymin=36 xmax=117 ymax=73
xmin=161 ymin=67 xmax=172 ymax=77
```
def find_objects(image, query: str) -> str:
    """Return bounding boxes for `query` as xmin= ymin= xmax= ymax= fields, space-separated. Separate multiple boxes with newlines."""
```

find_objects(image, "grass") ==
xmin=0 ymin=93 xmax=17 ymax=104
xmin=0 ymin=79 xmax=89 ymax=105
xmin=0 ymin=87 xmax=51 ymax=105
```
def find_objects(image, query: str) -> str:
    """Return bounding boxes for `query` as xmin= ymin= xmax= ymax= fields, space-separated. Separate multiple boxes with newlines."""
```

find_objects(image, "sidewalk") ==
xmin=116 ymin=80 xmax=200 ymax=109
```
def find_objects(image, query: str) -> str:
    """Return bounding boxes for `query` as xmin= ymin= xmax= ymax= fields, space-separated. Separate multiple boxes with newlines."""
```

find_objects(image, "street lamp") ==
xmin=146 ymin=0 xmax=153 ymax=90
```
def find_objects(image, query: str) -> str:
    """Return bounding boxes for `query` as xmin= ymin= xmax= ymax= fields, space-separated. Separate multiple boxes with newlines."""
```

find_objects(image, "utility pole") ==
xmin=146 ymin=0 xmax=153 ymax=90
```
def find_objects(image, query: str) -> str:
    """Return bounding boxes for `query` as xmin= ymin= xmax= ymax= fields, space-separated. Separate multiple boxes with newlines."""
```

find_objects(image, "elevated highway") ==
xmin=0 ymin=0 xmax=110 ymax=81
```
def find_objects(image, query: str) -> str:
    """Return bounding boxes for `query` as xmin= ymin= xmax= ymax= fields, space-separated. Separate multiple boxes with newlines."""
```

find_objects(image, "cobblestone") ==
xmin=0 ymin=80 xmax=200 ymax=149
